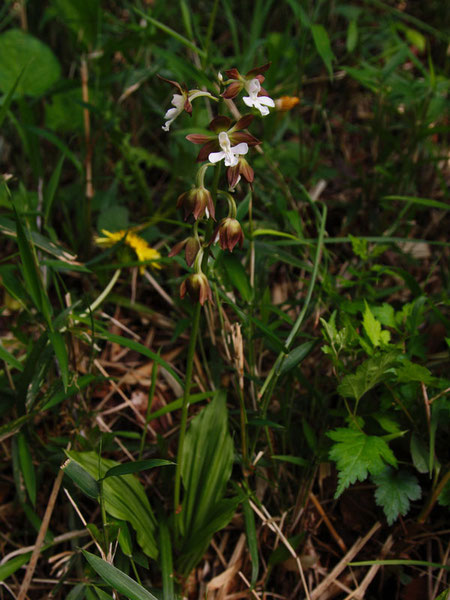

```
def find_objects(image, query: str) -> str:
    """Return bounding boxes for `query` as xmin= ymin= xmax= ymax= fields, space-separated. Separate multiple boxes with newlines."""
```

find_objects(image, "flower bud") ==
xmin=176 ymin=186 xmax=215 ymax=221
xmin=213 ymin=218 xmax=244 ymax=252
xmin=168 ymin=236 xmax=201 ymax=267
xmin=180 ymin=273 xmax=212 ymax=305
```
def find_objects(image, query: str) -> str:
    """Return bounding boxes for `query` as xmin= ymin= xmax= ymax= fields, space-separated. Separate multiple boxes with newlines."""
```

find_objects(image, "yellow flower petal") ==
xmin=94 ymin=229 xmax=161 ymax=272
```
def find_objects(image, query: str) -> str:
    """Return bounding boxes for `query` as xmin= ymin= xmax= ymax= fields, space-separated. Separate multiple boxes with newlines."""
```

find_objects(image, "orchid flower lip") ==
xmin=208 ymin=131 xmax=249 ymax=167
xmin=242 ymin=77 xmax=275 ymax=117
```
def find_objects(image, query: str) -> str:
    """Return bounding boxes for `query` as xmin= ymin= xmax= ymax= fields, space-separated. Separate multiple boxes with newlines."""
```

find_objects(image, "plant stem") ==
xmin=417 ymin=468 xmax=450 ymax=524
xmin=259 ymin=205 xmax=327 ymax=415
xmin=174 ymin=301 xmax=202 ymax=530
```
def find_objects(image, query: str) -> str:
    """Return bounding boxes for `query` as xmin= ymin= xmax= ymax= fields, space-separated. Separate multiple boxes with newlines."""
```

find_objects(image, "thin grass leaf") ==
xmin=146 ymin=391 xmax=213 ymax=421
xmin=0 ymin=552 xmax=31 ymax=582
xmin=0 ymin=342 xmax=24 ymax=372
xmin=243 ymin=498 xmax=259 ymax=586
xmin=82 ymin=551 xmax=159 ymax=600
xmin=48 ymin=330 xmax=69 ymax=390
xmin=100 ymin=332 xmax=183 ymax=387
xmin=100 ymin=459 xmax=174 ymax=480
xmin=0 ymin=67 xmax=25 ymax=128
xmin=44 ymin=154 xmax=65 ymax=222
xmin=136 ymin=10 xmax=206 ymax=58
xmin=25 ymin=126 xmax=82 ymax=172
xmin=383 ymin=195 xmax=450 ymax=211
xmin=159 ymin=516 xmax=175 ymax=600
xmin=17 ymin=432 xmax=36 ymax=506
xmin=271 ymin=455 xmax=310 ymax=467
xmin=42 ymin=374 xmax=101 ymax=411
xmin=349 ymin=559 xmax=450 ymax=571
xmin=0 ymin=216 xmax=79 ymax=264
xmin=12 ymin=205 xmax=46 ymax=319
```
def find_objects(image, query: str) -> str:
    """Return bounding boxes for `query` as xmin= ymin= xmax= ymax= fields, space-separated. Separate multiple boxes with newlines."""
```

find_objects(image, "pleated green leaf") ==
xmin=66 ymin=451 xmax=158 ymax=559
xmin=82 ymin=551 xmax=159 ymax=600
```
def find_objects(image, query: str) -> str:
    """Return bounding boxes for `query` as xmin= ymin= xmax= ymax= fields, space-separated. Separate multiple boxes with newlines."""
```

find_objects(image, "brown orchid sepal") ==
xmin=227 ymin=156 xmax=254 ymax=189
xmin=180 ymin=272 xmax=213 ymax=305
xmin=176 ymin=186 xmax=215 ymax=221
xmin=213 ymin=217 xmax=244 ymax=252
xmin=220 ymin=62 xmax=272 ymax=100
xmin=168 ymin=236 xmax=202 ymax=267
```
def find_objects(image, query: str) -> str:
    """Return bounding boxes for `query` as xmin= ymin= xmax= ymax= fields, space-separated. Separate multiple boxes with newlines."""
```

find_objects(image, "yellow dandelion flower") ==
xmin=95 ymin=229 xmax=161 ymax=273
xmin=275 ymin=96 xmax=300 ymax=111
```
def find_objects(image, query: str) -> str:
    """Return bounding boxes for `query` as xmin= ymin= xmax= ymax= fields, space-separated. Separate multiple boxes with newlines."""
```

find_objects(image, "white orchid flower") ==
xmin=162 ymin=94 xmax=185 ymax=132
xmin=159 ymin=75 xmax=218 ymax=132
xmin=208 ymin=131 xmax=249 ymax=167
xmin=242 ymin=78 xmax=275 ymax=116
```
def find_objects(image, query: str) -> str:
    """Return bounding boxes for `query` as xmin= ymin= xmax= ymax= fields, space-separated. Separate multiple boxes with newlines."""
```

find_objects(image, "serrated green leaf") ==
xmin=437 ymin=477 xmax=450 ymax=507
xmin=66 ymin=451 xmax=158 ymax=558
xmin=328 ymin=427 xmax=397 ymax=496
xmin=396 ymin=360 xmax=433 ymax=384
xmin=363 ymin=301 xmax=390 ymax=347
xmin=373 ymin=467 xmax=421 ymax=525
xmin=371 ymin=303 xmax=396 ymax=329
xmin=410 ymin=433 xmax=429 ymax=474
xmin=337 ymin=352 xmax=398 ymax=401
xmin=82 ymin=551 xmax=159 ymax=600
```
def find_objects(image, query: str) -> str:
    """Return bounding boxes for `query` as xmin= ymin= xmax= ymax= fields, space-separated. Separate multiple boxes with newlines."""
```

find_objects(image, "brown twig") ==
xmin=17 ymin=466 xmax=65 ymax=600
xmin=309 ymin=491 xmax=347 ymax=553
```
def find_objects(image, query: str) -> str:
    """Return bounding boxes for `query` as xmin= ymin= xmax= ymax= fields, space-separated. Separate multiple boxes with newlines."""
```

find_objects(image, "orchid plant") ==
xmin=161 ymin=64 xmax=275 ymax=537
xmin=160 ymin=63 xmax=274 ymax=304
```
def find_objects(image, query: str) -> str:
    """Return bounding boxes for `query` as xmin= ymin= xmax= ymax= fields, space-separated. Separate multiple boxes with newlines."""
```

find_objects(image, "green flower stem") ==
xmin=218 ymin=190 xmax=237 ymax=218
xmin=202 ymin=0 xmax=219 ymax=67
xmin=196 ymin=163 xmax=211 ymax=188
xmin=138 ymin=355 xmax=159 ymax=461
xmin=174 ymin=300 xmax=202 ymax=530
xmin=259 ymin=205 xmax=328 ymax=416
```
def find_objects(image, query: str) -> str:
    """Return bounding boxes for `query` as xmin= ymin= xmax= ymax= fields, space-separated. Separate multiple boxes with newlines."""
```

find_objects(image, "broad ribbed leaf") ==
xmin=179 ymin=392 xmax=236 ymax=574
xmin=82 ymin=551 xmax=159 ymax=600
xmin=66 ymin=451 xmax=158 ymax=558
